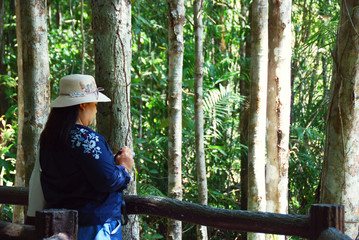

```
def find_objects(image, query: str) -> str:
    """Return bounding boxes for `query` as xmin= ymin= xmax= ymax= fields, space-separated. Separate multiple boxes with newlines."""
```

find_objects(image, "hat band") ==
xmin=61 ymin=87 xmax=105 ymax=100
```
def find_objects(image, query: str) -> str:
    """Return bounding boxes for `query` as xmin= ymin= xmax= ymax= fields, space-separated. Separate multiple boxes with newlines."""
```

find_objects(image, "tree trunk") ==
xmin=239 ymin=2 xmax=251 ymax=240
xmin=320 ymin=1 xmax=359 ymax=238
xmin=80 ymin=0 xmax=85 ymax=74
xmin=0 ymin=0 xmax=4 ymax=73
xmin=14 ymin=0 xmax=50 ymax=223
xmin=193 ymin=1 xmax=208 ymax=239
xmin=266 ymin=2 xmax=291 ymax=240
xmin=167 ymin=0 xmax=185 ymax=239
xmin=247 ymin=0 xmax=268 ymax=239
xmin=91 ymin=0 xmax=139 ymax=239
xmin=0 ymin=0 xmax=8 ymax=116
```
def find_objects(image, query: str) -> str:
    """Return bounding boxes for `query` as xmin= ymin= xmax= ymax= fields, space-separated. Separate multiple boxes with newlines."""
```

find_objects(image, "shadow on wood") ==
xmin=317 ymin=227 xmax=352 ymax=240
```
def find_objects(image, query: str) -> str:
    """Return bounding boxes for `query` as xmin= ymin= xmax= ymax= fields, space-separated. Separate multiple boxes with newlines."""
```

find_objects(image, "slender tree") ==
xmin=247 ymin=0 xmax=268 ymax=239
xmin=266 ymin=1 xmax=292 ymax=236
xmin=14 ymin=0 xmax=50 ymax=223
xmin=0 ymin=0 xmax=4 ymax=73
xmin=193 ymin=0 xmax=208 ymax=239
xmin=167 ymin=0 xmax=185 ymax=239
xmin=0 ymin=0 xmax=8 ymax=116
xmin=91 ymin=0 xmax=139 ymax=239
xmin=239 ymin=0 xmax=251 ymax=209
xmin=239 ymin=2 xmax=251 ymax=240
xmin=80 ymin=0 xmax=85 ymax=74
xmin=320 ymin=1 xmax=359 ymax=238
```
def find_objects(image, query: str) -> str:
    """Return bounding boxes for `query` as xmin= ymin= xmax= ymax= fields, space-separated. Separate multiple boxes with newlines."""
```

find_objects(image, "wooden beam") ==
xmin=310 ymin=204 xmax=345 ymax=240
xmin=2 ymin=187 xmax=352 ymax=239
xmin=125 ymin=195 xmax=311 ymax=238
xmin=0 ymin=186 xmax=28 ymax=205
xmin=36 ymin=209 xmax=78 ymax=240
xmin=0 ymin=186 xmax=311 ymax=238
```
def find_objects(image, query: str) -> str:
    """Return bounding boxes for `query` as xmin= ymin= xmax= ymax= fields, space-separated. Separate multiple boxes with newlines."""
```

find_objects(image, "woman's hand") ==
xmin=114 ymin=146 xmax=134 ymax=173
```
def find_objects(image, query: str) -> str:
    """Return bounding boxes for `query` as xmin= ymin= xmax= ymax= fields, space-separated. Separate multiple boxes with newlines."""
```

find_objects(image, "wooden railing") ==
xmin=0 ymin=186 xmax=352 ymax=240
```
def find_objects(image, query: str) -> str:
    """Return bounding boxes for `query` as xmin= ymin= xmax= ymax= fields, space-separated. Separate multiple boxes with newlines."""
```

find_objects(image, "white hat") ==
xmin=50 ymin=74 xmax=111 ymax=108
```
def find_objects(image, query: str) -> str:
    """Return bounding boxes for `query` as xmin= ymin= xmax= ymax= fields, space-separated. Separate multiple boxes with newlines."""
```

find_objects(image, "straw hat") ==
xmin=50 ymin=74 xmax=111 ymax=108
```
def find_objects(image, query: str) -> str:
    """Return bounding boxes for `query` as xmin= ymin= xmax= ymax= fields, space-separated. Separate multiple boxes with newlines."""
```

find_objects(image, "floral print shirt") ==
xmin=71 ymin=127 xmax=102 ymax=159
xmin=40 ymin=124 xmax=130 ymax=226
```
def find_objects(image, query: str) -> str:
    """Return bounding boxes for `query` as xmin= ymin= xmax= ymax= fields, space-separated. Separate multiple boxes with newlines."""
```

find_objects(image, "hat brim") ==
xmin=50 ymin=92 xmax=111 ymax=108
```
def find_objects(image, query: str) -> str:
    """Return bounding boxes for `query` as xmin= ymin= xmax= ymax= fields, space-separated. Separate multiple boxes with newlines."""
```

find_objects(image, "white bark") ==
xmin=14 ymin=0 xmax=50 ymax=223
xmin=91 ymin=0 xmax=139 ymax=239
xmin=167 ymin=0 xmax=185 ymax=239
xmin=320 ymin=1 xmax=359 ymax=238
xmin=194 ymin=0 xmax=208 ymax=239
xmin=248 ymin=0 xmax=268 ymax=239
xmin=266 ymin=0 xmax=292 ymax=223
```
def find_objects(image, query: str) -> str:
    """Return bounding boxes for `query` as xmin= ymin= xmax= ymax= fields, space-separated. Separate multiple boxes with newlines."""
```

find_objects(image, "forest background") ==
xmin=0 ymin=0 xmax=340 ymax=239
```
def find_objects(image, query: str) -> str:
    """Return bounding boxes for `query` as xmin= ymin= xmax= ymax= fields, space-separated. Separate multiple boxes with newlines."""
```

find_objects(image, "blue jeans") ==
xmin=78 ymin=220 xmax=122 ymax=240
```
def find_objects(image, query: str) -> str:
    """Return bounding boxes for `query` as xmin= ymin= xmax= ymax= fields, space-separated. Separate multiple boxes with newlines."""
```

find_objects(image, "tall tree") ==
xmin=320 ymin=1 xmax=359 ymax=238
xmin=0 ymin=0 xmax=8 ymax=116
xmin=14 ymin=0 xmax=50 ymax=223
xmin=80 ymin=0 xmax=85 ymax=74
xmin=265 ymin=0 xmax=292 ymax=234
xmin=239 ymin=1 xmax=251 ymax=240
xmin=193 ymin=0 xmax=208 ymax=239
xmin=0 ymin=0 xmax=4 ymax=74
xmin=167 ymin=0 xmax=185 ymax=239
xmin=91 ymin=0 xmax=139 ymax=239
xmin=247 ymin=0 xmax=268 ymax=239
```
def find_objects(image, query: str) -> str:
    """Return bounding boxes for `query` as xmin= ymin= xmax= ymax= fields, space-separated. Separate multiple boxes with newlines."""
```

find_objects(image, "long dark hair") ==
xmin=40 ymin=105 xmax=79 ymax=151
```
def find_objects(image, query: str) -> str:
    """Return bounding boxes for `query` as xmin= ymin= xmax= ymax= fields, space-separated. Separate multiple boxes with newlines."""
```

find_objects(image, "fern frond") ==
xmin=138 ymin=183 xmax=166 ymax=197
xmin=202 ymin=84 xmax=243 ymax=139
xmin=203 ymin=84 xmax=242 ymax=116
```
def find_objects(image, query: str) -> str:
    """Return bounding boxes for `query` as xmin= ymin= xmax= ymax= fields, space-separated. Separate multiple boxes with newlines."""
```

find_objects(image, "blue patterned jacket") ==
xmin=40 ymin=124 xmax=130 ymax=226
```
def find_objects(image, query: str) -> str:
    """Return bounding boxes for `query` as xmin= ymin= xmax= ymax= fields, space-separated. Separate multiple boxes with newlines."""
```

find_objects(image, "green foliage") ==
xmin=203 ymin=84 xmax=244 ymax=138
xmin=289 ymin=0 xmax=340 ymax=215
xmin=0 ymin=75 xmax=17 ymax=119
xmin=0 ymin=115 xmax=16 ymax=221
xmin=47 ymin=0 xmax=94 ymax=98
xmin=131 ymin=1 xmax=246 ymax=238
xmin=139 ymin=216 xmax=165 ymax=240
xmin=289 ymin=126 xmax=325 ymax=214
xmin=0 ymin=115 xmax=16 ymax=185
xmin=0 ymin=75 xmax=18 ymax=196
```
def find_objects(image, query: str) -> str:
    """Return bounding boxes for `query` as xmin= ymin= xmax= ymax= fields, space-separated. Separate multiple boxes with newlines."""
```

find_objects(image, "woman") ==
xmin=39 ymin=74 xmax=133 ymax=239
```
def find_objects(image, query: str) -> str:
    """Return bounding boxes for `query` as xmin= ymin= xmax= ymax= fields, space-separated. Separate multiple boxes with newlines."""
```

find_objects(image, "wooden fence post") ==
xmin=310 ymin=204 xmax=344 ymax=240
xmin=36 ymin=209 xmax=78 ymax=240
